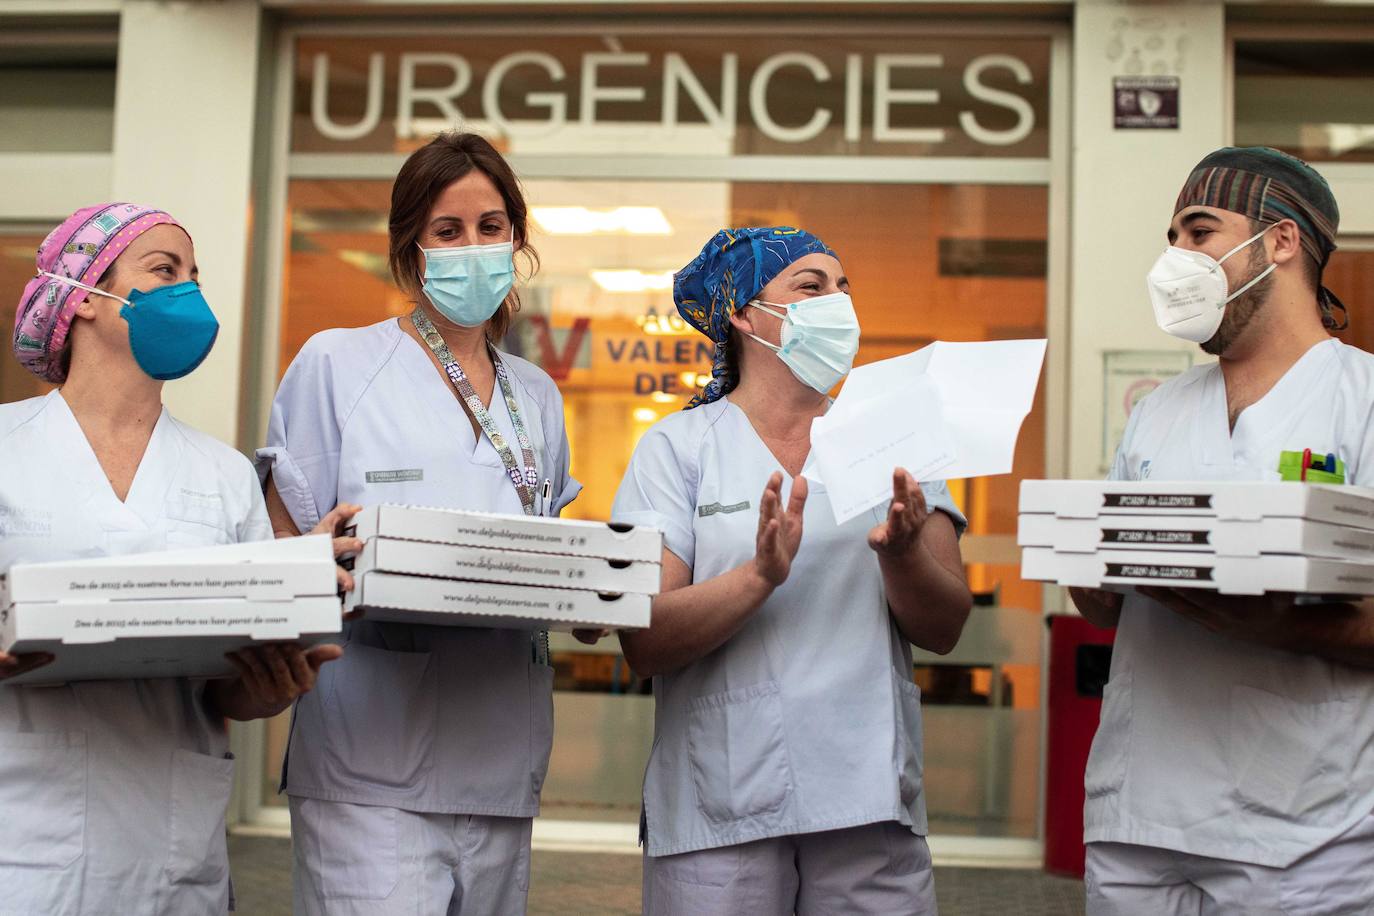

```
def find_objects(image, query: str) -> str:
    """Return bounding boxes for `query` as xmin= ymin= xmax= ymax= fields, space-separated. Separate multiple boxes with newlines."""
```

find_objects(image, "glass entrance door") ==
xmin=267 ymin=173 xmax=1050 ymax=841
xmin=244 ymin=24 xmax=1066 ymax=855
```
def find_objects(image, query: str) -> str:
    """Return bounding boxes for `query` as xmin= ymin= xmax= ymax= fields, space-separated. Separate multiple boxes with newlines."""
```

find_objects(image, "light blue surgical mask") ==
xmin=417 ymin=234 xmax=515 ymax=327
xmin=42 ymin=272 xmax=219 ymax=380
xmin=745 ymin=291 xmax=861 ymax=393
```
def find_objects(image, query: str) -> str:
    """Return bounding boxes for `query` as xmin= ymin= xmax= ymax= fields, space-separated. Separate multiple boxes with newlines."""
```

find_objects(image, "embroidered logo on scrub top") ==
xmin=365 ymin=469 xmax=424 ymax=483
xmin=0 ymin=506 xmax=53 ymax=537
xmin=698 ymin=500 xmax=751 ymax=517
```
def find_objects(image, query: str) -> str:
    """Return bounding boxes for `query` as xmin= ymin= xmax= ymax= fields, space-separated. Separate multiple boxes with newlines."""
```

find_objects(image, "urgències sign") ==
xmin=293 ymin=36 xmax=1051 ymax=156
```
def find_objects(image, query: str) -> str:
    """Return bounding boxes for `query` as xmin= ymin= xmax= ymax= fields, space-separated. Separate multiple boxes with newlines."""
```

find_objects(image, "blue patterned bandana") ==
xmin=674 ymin=227 xmax=836 ymax=408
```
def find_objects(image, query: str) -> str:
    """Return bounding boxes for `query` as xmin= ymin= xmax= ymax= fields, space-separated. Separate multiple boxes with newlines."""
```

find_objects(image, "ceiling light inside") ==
xmin=591 ymin=269 xmax=675 ymax=293
xmin=534 ymin=206 xmax=672 ymax=236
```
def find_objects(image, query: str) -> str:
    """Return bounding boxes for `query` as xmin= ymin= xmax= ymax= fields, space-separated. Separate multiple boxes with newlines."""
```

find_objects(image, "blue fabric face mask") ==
xmin=417 ymin=236 xmax=515 ymax=328
xmin=41 ymin=273 xmax=220 ymax=380
xmin=745 ymin=292 xmax=862 ymax=393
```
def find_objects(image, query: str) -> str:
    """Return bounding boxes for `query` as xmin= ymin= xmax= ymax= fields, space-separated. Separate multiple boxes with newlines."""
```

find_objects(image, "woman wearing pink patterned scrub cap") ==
xmin=14 ymin=203 xmax=216 ymax=382
xmin=0 ymin=202 xmax=354 ymax=914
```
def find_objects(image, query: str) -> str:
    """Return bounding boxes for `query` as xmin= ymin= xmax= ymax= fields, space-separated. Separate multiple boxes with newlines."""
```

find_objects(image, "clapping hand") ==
xmin=754 ymin=472 xmax=808 ymax=587
xmin=868 ymin=469 xmax=928 ymax=558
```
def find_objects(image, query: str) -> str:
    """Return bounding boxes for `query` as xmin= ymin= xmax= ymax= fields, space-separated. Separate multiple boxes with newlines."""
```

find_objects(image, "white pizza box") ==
xmin=346 ymin=505 xmax=662 ymax=563
xmin=1021 ymin=546 xmax=1374 ymax=596
xmin=345 ymin=571 xmax=651 ymax=631
xmin=1019 ymin=479 xmax=1374 ymax=527
xmin=0 ymin=534 xmax=337 ymax=608
xmin=352 ymin=537 xmax=661 ymax=596
xmin=1017 ymin=513 xmax=1374 ymax=561
xmin=0 ymin=595 xmax=343 ymax=686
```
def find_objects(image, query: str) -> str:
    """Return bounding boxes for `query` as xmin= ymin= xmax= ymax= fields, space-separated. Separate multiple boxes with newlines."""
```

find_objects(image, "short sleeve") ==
xmin=235 ymin=459 xmax=273 ymax=544
xmin=1343 ymin=346 xmax=1374 ymax=486
xmin=1353 ymin=401 xmax=1374 ymax=488
xmin=611 ymin=424 xmax=698 ymax=568
xmin=255 ymin=338 xmax=342 ymax=534
xmin=1107 ymin=395 xmax=1148 ymax=482
xmin=919 ymin=479 xmax=967 ymax=538
xmin=543 ymin=391 xmax=582 ymax=517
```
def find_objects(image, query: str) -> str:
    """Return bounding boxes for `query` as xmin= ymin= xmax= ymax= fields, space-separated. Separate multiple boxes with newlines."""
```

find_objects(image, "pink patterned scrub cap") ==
xmin=13 ymin=202 xmax=186 ymax=382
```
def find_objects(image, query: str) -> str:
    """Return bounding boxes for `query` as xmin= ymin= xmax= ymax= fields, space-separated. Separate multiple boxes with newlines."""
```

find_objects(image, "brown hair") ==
xmin=1246 ymin=217 xmax=1337 ymax=328
xmin=388 ymin=132 xmax=538 ymax=341
xmin=718 ymin=329 xmax=742 ymax=398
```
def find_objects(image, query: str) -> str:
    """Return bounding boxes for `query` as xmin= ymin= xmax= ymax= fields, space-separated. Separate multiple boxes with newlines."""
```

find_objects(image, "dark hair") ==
xmin=718 ymin=328 xmax=742 ymax=398
xmin=60 ymin=251 xmax=126 ymax=378
xmin=1247 ymin=217 xmax=1328 ymax=325
xmin=388 ymin=131 xmax=538 ymax=341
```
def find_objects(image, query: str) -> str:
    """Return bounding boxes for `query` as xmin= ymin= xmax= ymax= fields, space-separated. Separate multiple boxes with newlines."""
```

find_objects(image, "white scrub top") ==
xmin=611 ymin=397 xmax=966 ymax=857
xmin=1090 ymin=338 xmax=1374 ymax=868
xmin=0 ymin=390 xmax=271 ymax=916
xmin=257 ymin=318 xmax=580 ymax=817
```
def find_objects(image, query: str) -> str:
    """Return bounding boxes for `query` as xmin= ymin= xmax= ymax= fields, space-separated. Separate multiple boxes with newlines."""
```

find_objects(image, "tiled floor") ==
xmin=229 ymin=834 xmax=1085 ymax=915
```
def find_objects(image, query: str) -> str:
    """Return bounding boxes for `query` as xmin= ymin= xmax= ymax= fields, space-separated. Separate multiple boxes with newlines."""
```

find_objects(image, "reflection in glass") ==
xmin=1235 ymin=41 xmax=1374 ymax=163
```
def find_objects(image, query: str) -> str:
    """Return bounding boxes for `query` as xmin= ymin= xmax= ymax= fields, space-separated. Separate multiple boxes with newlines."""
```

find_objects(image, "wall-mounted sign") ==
xmin=1113 ymin=76 xmax=1179 ymax=130
xmin=1101 ymin=350 xmax=1193 ymax=470
xmin=293 ymin=35 xmax=1052 ymax=158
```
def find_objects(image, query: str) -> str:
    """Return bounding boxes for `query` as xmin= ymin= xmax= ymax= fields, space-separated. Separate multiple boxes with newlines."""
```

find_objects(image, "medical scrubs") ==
xmin=1087 ymin=339 xmax=1374 ymax=912
xmin=612 ymin=396 xmax=965 ymax=914
xmin=0 ymin=390 xmax=270 ymax=915
xmin=257 ymin=318 xmax=579 ymax=915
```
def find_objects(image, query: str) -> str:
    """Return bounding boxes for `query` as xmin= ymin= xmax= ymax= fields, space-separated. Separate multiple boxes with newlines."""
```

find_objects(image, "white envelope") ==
xmin=809 ymin=375 xmax=958 ymax=524
xmin=806 ymin=339 xmax=1047 ymax=524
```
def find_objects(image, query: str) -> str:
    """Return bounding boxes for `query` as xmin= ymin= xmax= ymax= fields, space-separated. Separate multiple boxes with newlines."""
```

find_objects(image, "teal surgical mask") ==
xmin=746 ymin=292 xmax=861 ymax=393
xmin=42 ymin=272 xmax=219 ymax=380
xmin=417 ymin=234 xmax=515 ymax=327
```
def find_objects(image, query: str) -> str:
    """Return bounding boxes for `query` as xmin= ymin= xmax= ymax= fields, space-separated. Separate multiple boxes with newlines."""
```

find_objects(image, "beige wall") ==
xmin=1067 ymin=0 xmax=1227 ymax=479
xmin=111 ymin=0 xmax=262 ymax=446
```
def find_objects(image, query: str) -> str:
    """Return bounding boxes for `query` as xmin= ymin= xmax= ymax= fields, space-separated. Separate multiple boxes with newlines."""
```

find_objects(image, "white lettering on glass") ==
xmin=580 ymin=52 xmax=650 ymax=125
xmin=312 ymin=52 xmax=384 ymax=141
xmin=843 ymin=53 xmax=863 ymax=143
xmin=661 ymin=52 xmax=738 ymax=137
xmin=397 ymin=53 xmax=472 ymax=138
xmin=749 ymin=52 xmax=832 ymax=143
xmin=483 ymin=51 xmax=567 ymax=137
xmin=959 ymin=54 xmax=1036 ymax=146
xmin=873 ymin=54 xmax=944 ymax=143
xmin=305 ymin=49 xmax=1041 ymax=149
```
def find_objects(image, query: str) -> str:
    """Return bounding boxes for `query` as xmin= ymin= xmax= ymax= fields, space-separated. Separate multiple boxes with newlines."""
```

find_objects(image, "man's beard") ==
xmin=1201 ymin=245 xmax=1273 ymax=356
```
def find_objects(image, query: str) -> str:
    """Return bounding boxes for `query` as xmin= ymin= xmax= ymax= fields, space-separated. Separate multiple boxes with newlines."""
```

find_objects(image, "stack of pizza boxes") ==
xmin=1018 ymin=480 xmax=1374 ymax=596
xmin=0 ymin=534 xmax=343 ymax=685
xmin=344 ymin=505 xmax=661 ymax=630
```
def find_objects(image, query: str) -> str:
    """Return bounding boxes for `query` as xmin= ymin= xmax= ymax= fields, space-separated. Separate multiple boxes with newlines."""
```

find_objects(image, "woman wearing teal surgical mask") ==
xmin=612 ymin=227 xmax=972 ymax=915
xmin=2 ymin=203 xmax=346 ymax=914
xmin=259 ymin=132 xmax=596 ymax=916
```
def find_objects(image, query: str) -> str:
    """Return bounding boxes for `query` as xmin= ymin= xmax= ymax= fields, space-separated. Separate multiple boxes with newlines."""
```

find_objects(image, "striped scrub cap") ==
xmin=1175 ymin=147 xmax=1345 ymax=329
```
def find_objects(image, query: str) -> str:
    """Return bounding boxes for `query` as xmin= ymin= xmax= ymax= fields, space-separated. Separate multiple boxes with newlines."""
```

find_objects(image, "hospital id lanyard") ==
xmin=411 ymin=307 xmax=539 ymax=516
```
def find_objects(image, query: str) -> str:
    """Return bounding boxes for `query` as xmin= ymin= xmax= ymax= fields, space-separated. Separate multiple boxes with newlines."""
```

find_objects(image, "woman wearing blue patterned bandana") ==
xmin=613 ymin=227 xmax=973 ymax=914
